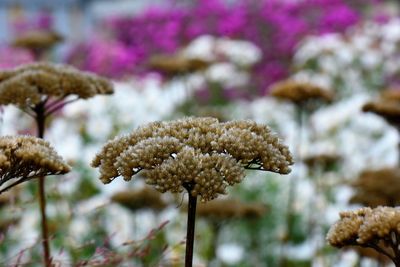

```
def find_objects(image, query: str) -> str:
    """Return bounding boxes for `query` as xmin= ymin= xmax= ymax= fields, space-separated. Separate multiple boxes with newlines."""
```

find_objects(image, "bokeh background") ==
xmin=1 ymin=0 xmax=400 ymax=266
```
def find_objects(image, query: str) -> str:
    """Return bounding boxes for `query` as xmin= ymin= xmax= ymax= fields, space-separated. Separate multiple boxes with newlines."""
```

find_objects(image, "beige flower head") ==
xmin=327 ymin=206 xmax=400 ymax=265
xmin=0 ymin=62 xmax=114 ymax=109
xmin=270 ymin=79 xmax=334 ymax=109
xmin=363 ymin=90 xmax=400 ymax=128
xmin=0 ymin=135 xmax=70 ymax=194
xmin=195 ymin=198 xmax=267 ymax=220
xmin=12 ymin=30 xmax=63 ymax=51
xmin=92 ymin=117 xmax=293 ymax=202
xmin=350 ymin=168 xmax=400 ymax=207
xmin=148 ymin=54 xmax=210 ymax=76
xmin=111 ymin=187 xmax=167 ymax=212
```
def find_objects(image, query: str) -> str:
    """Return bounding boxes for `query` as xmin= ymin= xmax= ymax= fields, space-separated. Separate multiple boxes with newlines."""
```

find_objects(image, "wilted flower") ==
xmin=0 ymin=135 xmax=70 ymax=194
xmin=350 ymin=168 xmax=400 ymax=207
xmin=92 ymin=117 xmax=293 ymax=202
xmin=111 ymin=187 xmax=167 ymax=212
xmin=327 ymin=206 xmax=400 ymax=265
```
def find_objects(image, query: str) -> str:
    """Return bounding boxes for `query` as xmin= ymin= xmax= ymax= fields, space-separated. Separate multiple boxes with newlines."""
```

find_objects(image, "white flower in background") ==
xmin=215 ymin=37 xmax=262 ymax=67
xmin=181 ymin=35 xmax=216 ymax=62
xmin=182 ymin=34 xmax=262 ymax=68
xmin=294 ymin=18 xmax=400 ymax=97
xmin=217 ymin=243 xmax=244 ymax=265
xmin=205 ymin=63 xmax=249 ymax=87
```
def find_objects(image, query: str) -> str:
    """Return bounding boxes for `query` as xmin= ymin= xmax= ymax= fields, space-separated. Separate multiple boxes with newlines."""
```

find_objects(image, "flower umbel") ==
xmin=0 ymin=135 xmax=70 ymax=194
xmin=0 ymin=62 xmax=113 ymax=111
xmin=327 ymin=206 xmax=400 ymax=265
xmin=92 ymin=117 xmax=293 ymax=202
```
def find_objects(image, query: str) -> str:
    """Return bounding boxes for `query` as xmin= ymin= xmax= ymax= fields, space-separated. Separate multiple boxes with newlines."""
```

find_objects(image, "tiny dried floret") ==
xmin=327 ymin=206 xmax=400 ymax=265
xmin=0 ymin=62 xmax=114 ymax=108
xmin=0 ymin=135 xmax=70 ymax=193
xmin=270 ymin=79 xmax=334 ymax=106
xmin=92 ymin=117 xmax=293 ymax=202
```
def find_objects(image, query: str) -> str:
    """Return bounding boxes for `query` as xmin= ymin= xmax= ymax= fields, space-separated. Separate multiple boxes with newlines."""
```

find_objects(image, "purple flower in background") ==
xmin=0 ymin=46 xmax=33 ymax=69
xmin=68 ymin=0 xmax=373 ymax=96
xmin=67 ymin=39 xmax=137 ymax=79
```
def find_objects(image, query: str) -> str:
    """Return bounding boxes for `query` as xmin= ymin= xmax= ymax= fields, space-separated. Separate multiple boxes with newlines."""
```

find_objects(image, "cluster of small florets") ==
xmin=13 ymin=30 xmax=63 ymax=51
xmin=0 ymin=135 xmax=70 ymax=192
xmin=196 ymin=198 xmax=267 ymax=220
xmin=327 ymin=206 xmax=400 ymax=264
xmin=111 ymin=187 xmax=167 ymax=212
xmin=92 ymin=117 xmax=293 ymax=202
xmin=0 ymin=62 xmax=114 ymax=108
xmin=270 ymin=79 xmax=334 ymax=106
xmin=350 ymin=168 xmax=400 ymax=207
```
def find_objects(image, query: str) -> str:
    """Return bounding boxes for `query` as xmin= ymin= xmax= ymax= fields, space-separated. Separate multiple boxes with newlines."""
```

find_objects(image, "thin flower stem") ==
xmin=35 ymin=103 xmax=51 ymax=267
xmin=184 ymin=184 xmax=197 ymax=267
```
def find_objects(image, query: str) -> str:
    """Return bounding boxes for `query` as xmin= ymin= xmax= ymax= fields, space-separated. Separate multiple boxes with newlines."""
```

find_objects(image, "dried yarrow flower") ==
xmin=111 ymin=187 xmax=167 ymax=212
xmin=195 ymin=198 xmax=267 ymax=220
xmin=270 ymin=79 xmax=334 ymax=109
xmin=12 ymin=30 xmax=63 ymax=51
xmin=0 ymin=135 xmax=70 ymax=194
xmin=148 ymin=54 xmax=210 ymax=77
xmin=363 ymin=90 xmax=400 ymax=129
xmin=350 ymin=168 xmax=400 ymax=207
xmin=327 ymin=206 xmax=400 ymax=265
xmin=92 ymin=117 xmax=293 ymax=202
xmin=0 ymin=62 xmax=113 ymax=111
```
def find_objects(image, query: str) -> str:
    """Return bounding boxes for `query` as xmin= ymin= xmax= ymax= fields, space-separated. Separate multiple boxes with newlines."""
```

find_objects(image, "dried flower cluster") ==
xmin=327 ymin=206 xmax=400 ymax=265
xmin=0 ymin=135 xmax=70 ymax=193
xmin=148 ymin=54 xmax=209 ymax=76
xmin=0 ymin=62 xmax=114 ymax=108
xmin=304 ymin=153 xmax=340 ymax=171
xmin=350 ymin=168 xmax=400 ymax=207
xmin=363 ymin=90 xmax=400 ymax=128
xmin=270 ymin=79 xmax=334 ymax=107
xmin=92 ymin=117 xmax=293 ymax=201
xmin=195 ymin=198 xmax=267 ymax=220
xmin=12 ymin=30 xmax=63 ymax=51
xmin=111 ymin=187 xmax=167 ymax=212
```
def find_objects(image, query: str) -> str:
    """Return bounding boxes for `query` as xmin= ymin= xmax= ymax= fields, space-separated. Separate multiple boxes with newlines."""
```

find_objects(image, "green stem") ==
xmin=184 ymin=184 xmax=197 ymax=267
xmin=35 ymin=103 xmax=51 ymax=267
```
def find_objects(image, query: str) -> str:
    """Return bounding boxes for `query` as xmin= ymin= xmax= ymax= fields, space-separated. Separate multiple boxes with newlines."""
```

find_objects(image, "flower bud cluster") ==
xmin=92 ymin=117 xmax=293 ymax=201
xmin=327 ymin=206 xmax=400 ymax=257
xmin=0 ymin=135 xmax=70 ymax=192
xmin=0 ymin=62 xmax=113 ymax=108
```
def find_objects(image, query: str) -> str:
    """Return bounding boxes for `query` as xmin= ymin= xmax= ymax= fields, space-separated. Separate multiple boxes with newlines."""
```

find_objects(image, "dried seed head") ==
xmin=270 ymin=79 xmax=334 ymax=108
xmin=111 ymin=187 xmax=167 ymax=212
xmin=92 ymin=117 xmax=293 ymax=202
xmin=350 ymin=168 xmax=400 ymax=207
xmin=327 ymin=206 xmax=400 ymax=265
xmin=195 ymin=198 xmax=267 ymax=220
xmin=0 ymin=135 xmax=70 ymax=193
xmin=0 ymin=62 xmax=114 ymax=108
xmin=363 ymin=90 xmax=400 ymax=128
xmin=148 ymin=54 xmax=210 ymax=76
xmin=12 ymin=30 xmax=63 ymax=51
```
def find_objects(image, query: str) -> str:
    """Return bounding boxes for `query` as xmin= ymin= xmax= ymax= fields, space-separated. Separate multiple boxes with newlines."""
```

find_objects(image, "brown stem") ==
xmin=34 ymin=102 xmax=51 ymax=267
xmin=184 ymin=184 xmax=197 ymax=267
